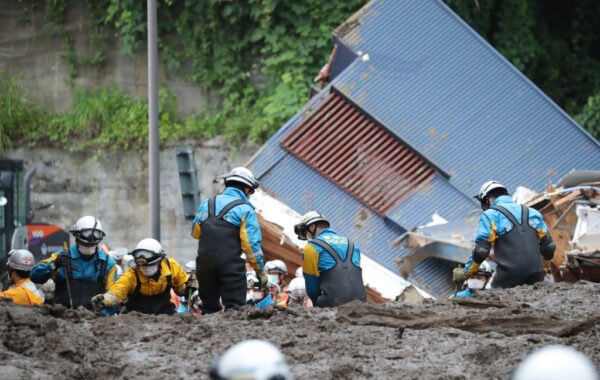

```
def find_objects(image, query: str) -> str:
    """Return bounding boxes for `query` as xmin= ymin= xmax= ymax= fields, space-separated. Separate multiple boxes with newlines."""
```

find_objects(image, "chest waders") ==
xmin=196 ymin=197 xmax=248 ymax=313
xmin=53 ymin=252 xmax=107 ymax=310
xmin=491 ymin=205 xmax=544 ymax=288
xmin=309 ymin=239 xmax=367 ymax=307
xmin=125 ymin=258 xmax=176 ymax=315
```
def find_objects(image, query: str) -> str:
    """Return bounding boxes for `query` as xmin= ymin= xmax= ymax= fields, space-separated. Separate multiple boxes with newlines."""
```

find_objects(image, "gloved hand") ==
xmin=542 ymin=259 xmax=551 ymax=276
xmin=452 ymin=267 xmax=466 ymax=282
xmin=91 ymin=294 xmax=110 ymax=311
xmin=186 ymin=274 xmax=199 ymax=291
xmin=51 ymin=253 xmax=70 ymax=270
xmin=257 ymin=269 xmax=269 ymax=290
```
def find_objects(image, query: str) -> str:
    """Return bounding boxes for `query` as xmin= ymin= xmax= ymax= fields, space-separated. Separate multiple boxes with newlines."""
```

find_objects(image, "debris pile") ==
xmin=0 ymin=281 xmax=598 ymax=379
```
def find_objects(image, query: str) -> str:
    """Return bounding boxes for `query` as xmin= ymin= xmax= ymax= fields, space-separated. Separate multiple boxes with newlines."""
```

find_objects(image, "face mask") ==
xmin=78 ymin=244 xmax=96 ymax=256
xmin=268 ymin=274 xmax=280 ymax=285
xmin=467 ymin=278 xmax=486 ymax=290
xmin=140 ymin=264 xmax=159 ymax=277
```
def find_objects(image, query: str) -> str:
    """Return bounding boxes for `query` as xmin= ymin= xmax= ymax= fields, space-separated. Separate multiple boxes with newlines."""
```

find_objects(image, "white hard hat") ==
xmin=70 ymin=216 xmax=105 ymax=244
xmin=209 ymin=339 xmax=292 ymax=380
xmin=265 ymin=260 xmax=288 ymax=274
xmin=131 ymin=238 xmax=165 ymax=266
xmin=184 ymin=260 xmax=196 ymax=274
xmin=512 ymin=345 xmax=598 ymax=380
xmin=219 ymin=167 xmax=259 ymax=191
xmin=287 ymin=277 xmax=307 ymax=300
xmin=294 ymin=211 xmax=329 ymax=240
xmin=475 ymin=181 xmax=508 ymax=201
xmin=7 ymin=249 xmax=35 ymax=272
xmin=113 ymin=247 xmax=128 ymax=261
xmin=295 ymin=267 xmax=303 ymax=278
xmin=123 ymin=254 xmax=136 ymax=271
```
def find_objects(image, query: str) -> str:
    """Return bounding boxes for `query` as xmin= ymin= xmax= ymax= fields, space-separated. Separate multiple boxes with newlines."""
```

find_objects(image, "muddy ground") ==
xmin=0 ymin=281 xmax=598 ymax=379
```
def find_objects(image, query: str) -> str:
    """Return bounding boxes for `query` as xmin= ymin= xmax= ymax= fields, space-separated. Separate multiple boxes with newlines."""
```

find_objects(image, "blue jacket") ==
xmin=191 ymin=187 xmax=264 ymax=271
xmin=302 ymin=228 xmax=362 ymax=304
xmin=31 ymin=245 xmax=118 ymax=287
xmin=465 ymin=195 xmax=550 ymax=275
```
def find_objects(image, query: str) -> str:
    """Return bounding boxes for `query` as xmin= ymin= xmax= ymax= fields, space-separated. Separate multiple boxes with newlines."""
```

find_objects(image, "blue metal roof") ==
xmin=331 ymin=0 xmax=600 ymax=196
xmin=249 ymin=0 xmax=600 ymax=295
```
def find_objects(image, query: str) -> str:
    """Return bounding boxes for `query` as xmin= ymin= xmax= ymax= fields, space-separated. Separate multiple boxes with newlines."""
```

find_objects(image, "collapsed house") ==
xmin=245 ymin=0 xmax=600 ymax=297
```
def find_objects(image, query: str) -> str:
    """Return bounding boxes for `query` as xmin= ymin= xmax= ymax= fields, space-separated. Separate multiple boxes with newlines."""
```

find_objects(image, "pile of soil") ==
xmin=0 ymin=281 xmax=598 ymax=379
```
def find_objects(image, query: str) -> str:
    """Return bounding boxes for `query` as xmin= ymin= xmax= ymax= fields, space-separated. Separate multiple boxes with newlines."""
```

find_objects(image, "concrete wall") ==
xmin=4 ymin=139 xmax=256 ymax=264
xmin=0 ymin=0 xmax=209 ymax=116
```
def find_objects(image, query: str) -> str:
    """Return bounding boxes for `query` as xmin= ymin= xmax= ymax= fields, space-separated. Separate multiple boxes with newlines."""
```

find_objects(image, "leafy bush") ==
xmin=0 ymin=71 xmax=224 ymax=153
xmin=575 ymin=91 xmax=600 ymax=140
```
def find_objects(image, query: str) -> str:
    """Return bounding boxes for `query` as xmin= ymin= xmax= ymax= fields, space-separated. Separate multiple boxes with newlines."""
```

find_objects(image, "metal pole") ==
xmin=147 ymin=0 xmax=160 ymax=240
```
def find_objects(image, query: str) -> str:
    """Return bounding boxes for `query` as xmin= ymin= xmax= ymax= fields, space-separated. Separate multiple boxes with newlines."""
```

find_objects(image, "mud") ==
xmin=0 ymin=281 xmax=599 ymax=379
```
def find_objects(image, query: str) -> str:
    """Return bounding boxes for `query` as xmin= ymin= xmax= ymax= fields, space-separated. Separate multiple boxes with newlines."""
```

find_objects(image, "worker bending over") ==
xmin=466 ymin=181 xmax=556 ymax=288
xmin=92 ymin=238 xmax=198 ymax=315
xmin=31 ymin=216 xmax=117 ymax=310
xmin=0 ymin=249 xmax=44 ymax=305
xmin=295 ymin=211 xmax=366 ymax=307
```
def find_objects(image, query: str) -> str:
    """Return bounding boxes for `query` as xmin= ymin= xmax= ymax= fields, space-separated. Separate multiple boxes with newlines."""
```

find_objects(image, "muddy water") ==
xmin=0 ymin=281 xmax=598 ymax=379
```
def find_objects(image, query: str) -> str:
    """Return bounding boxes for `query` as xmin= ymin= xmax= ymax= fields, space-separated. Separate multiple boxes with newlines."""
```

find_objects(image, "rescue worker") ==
xmin=281 ymin=276 xmax=312 ymax=308
xmin=264 ymin=259 xmax=289 ymax=304
xmin=450 ymin=261 xmax=493 ymax=299
xmin=294 ymin=211 xmax=367 ymax=307
xmin=91 ymin=238 xmax=198 ymax=315
xmin=246 ymin=271 xmax=274 ymax=311
xmin=0 ymin=249 xmax=44 ymax=305
xmin=31 ymin=216 xmax=117 ymax=310
xmin=466 ymin=181 xmax=556 ymax=288
xmin=191 ymin=167 xmax=268 ymax=314
xmin=209 ymin=339 xmax=292 ymax=380
xmin=172 ymin=260 xmax=198 ymax=313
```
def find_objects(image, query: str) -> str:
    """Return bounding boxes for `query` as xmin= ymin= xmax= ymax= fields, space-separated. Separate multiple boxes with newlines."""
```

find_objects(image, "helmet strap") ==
xmin=307 ymin=224 xmax=318 ymax=239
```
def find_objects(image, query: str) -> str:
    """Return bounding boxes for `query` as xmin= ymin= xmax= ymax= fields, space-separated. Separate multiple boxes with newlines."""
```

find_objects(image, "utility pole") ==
xmin=147 ymin=0 xmax=160 ymax=240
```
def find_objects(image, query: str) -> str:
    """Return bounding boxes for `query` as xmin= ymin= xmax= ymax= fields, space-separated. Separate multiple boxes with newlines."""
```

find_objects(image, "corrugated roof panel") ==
xmin=280 ymin=93 xmax=436 ymax=216
xmin=409 ymin=257 xmax=456 ymax=297
xmin=332 ymin=0 xmax=600 ymax=196
xmin=256 ymin=153 xmax=411 ymax=275
xmin=386 ymin=175 xmax=478 ymax=229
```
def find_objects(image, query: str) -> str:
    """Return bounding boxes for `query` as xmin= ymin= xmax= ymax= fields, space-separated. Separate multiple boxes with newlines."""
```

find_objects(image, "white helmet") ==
xmin=209 ymin=340 xmax=292 ymax=380
xmin=122 ymin=254 xmax=136 ymax=271
xmin=184 ymin=260 xmax=196 ymax=274
xmin=131 ymin=238 xmax=165 ymax=266
xmin=70 ymin=216 xmax=105 ymax=244
xmin=219 ymin=167 xmax=259 ymax=191
xmin=287 ymin=277 xmax=307 ymax=301
xmin=112 ymin=247 xmax=127 ymax=261
xmin=512 ymin=345 xmax=598 ymax=380
xmin=475 ymin=181 xmax=509 ymax=210
xmin=264 ymin=260 xmax=288 ymax=274
xmin=7 ymin=249 xmax=35 ymax=272
xmin=294 ymin=211 xmax=330 ymax=240
xmin=295 ymin=267 xmax=303 ymax=278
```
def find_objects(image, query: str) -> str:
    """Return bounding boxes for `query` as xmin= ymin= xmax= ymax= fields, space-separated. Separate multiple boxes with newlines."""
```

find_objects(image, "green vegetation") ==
xmin=3 ymin=0 xmax=599 ymax=153
xmin=0 ymin=71 xmax=221 ymax=153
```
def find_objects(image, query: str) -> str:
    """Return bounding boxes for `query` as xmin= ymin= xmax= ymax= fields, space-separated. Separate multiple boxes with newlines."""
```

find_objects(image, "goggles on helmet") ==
xmin=294 ymin=223 xmax=309 ymax=241
xmin=132 ymin=249 xmax=162 ymax=266
xmin=74 ymin=228 xmax=105 ymax=244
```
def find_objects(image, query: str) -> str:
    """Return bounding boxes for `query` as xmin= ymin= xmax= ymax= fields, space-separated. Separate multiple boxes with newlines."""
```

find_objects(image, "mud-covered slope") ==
xmin=0 ymin=281 xmax=599 ymax=379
